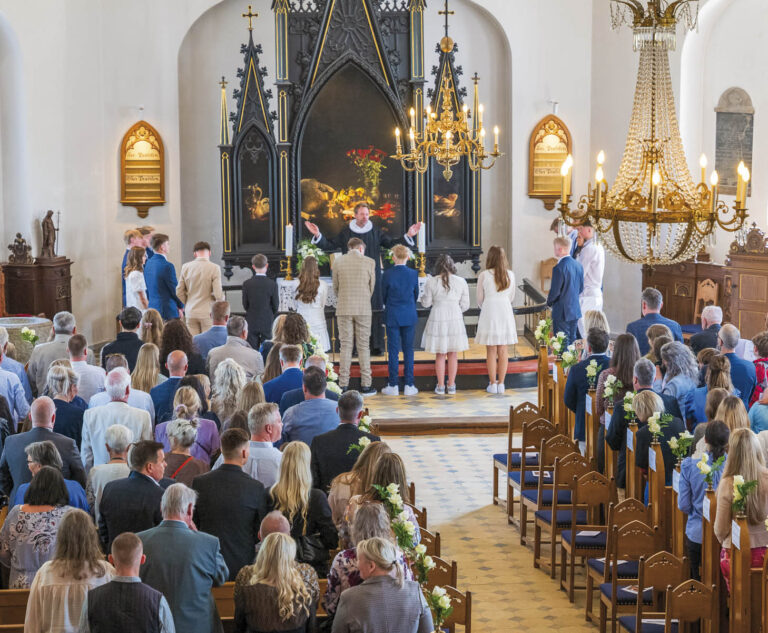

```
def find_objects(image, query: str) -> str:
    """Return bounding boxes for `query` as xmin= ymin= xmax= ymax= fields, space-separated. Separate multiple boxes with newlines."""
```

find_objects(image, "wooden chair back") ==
xmin=551 ymin=361 xmax=568 ymax=434
xmin=521 ymin=418 xmax=557 ymax=453
xmin=0 ymin=589 xmax=29 ymax=625
xmin=609 ymin=498 xmax=652 ymax=529
xmin=420 ymin=528 xmax=441 ymax=557
xmin=425 ymin=556 xmax=458 ymax=591
xmin=548 ymin=452 xmax=590 ymax=515
xmin=0 ymin=626 xmax=25 ymax=633
xmin=317 ymin=579 xmax=328 ymax=616
xmin=613 ymin=520 xmax=659 ymax=563
xmin=408 ymin=481 xmax=416 ymax=505
xmin=666 ymin=580 xmax=715 ymax=629
xmin=442 ymin=586 xmax=472 ymax=633
xmin=638 ymin=551 xmax=687 ymax=600
xmin=604 ymin=404 xmax=617 ymax=479
xmin=571 ymin=471 xmax=616 ymax=524
xmin=405 ymin=502 xmax=427 ymax=529
xmin=506 ymin=402 xmax=541 ymax=466
xmin=539 ymin=434 xmax=579 ymax=469
xmin=211 ymin=582 xmax=235 ymax=619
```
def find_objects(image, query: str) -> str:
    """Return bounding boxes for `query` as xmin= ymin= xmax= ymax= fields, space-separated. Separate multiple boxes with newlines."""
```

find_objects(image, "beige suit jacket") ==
xmin=332 ymin=251 xmax=375 ymax=316
xmin=176 ymin=257 xmax=224 ymax=319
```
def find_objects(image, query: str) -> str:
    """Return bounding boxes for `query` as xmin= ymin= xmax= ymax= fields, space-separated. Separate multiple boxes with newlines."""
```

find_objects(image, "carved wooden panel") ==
xmin=738 ymin=273 xmax=768 ymax=303
xmin=738 ymin=311 xmax=765 ymax=339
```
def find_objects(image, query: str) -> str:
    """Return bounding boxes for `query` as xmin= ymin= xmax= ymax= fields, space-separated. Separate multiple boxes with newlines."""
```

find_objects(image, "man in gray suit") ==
xmin=206 ymin=315 xmax=264 ymax=379
xmin=138 ymin=483 xmax=228 ymax=633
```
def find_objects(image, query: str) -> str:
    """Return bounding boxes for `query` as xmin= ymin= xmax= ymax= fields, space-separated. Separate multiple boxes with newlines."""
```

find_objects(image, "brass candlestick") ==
xmin=280 ymin=257 xmax=293 ymax=281
xmin=418 ymin=253 xmax=426 ymax=278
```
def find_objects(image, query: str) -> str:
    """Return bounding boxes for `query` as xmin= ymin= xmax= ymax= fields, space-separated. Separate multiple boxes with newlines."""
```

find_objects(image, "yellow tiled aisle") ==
xmin=388 ymin=434 xmax=595 ymax=633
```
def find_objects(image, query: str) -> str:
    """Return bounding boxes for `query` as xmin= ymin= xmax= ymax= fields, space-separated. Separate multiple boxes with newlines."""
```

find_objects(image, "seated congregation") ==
xmin=495 ymin=285 xmax=768 ymax=632
xmin=0 ymin=306 xmax=465 ymax=633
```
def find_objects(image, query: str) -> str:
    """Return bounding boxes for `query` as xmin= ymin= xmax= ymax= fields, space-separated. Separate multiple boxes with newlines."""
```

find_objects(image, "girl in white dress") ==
xmin=123 ymin=246 xmax=148 ymax=313
xmin=295 ymin=255 xmax=331 ymax=351
xmin=475 ymin=245 xmax=518 ymax=394
xmin=421 ymin=254 xmax=470 ymax=394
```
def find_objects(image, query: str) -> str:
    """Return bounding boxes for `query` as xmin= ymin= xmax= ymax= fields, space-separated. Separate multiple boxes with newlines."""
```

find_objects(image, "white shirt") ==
xmin=88 ymin=388 xmax=155 ymax=421
xmin=71 ymin=360 xmax=106 ymax=402
xmin=212 ymin=440 xmax=282 ymax=488
xmin=576 ymin=239 xmax=605 ymax=298
xmin=81 ymin=401 xmax=153 ymax=470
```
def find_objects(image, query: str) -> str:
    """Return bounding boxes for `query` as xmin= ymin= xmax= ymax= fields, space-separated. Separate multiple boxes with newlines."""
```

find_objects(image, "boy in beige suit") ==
xmin=176 ymin=241 xmax=225 ymax=335
xmin=333 ymin=238 xmax=376 ymax=395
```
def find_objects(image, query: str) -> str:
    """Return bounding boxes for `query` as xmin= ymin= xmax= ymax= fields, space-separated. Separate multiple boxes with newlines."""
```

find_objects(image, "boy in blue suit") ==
xmin=564 ymin=327 xmax=610 ymax=452
xmin=546 ymin=236 xmax=584 ymax=344
xmin=144 ymin=233 xmax=184 ymax=321
xmin=381 ymin=245 xmax=419 ymax=396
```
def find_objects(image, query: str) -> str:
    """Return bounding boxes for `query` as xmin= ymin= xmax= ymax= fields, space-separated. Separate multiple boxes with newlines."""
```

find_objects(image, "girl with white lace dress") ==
xmin=294 ymin=255 xmax=331 ymax=351
xmin=475 ymin=245 xmax=518 ymax=393
xmin=421 ymin=254 xmax=470 ymax=394
xmin=123 ymin=246 xmax=148 ymax=313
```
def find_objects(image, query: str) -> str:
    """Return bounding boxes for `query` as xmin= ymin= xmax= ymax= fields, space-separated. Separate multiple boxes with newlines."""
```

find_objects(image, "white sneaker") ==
xmin=434 ymin=385 xmax=445 ymax=395
xmin=404 ymin=385 xmax=419 ymax=396
xmin=486 ymin=383 xmax=498 ymax=394
xmin=381 ymin=385 xmax=399 ymax=396
xmin=497 ymin=382 xmax=506 ymax=394
xmin=447 ymin=384 xmax=456 ymax=394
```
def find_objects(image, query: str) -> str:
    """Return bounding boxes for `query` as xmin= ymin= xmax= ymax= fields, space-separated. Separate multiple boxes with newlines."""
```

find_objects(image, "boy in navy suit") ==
xmin=144 ymin=234 xmax=184 ymax=321
xmin=564 ymin=327 xmax=610 ymax=453
xmin=546 ymin=236 xmax=584 ymax=345
xmin=381 ymin=245 xmax=419 ymax=396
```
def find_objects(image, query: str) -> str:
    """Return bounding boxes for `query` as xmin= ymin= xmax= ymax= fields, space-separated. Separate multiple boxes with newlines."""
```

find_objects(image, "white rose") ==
xmin=557 ymin=331 xmax=565 ymax=338
xmin=389 ymin=493 xmax=403 ymax=508
xmin=386 ymin=483 xmax=400 ymax=495
xmin=697 ymin=462 xmax=711 ymax=475
xmin=624 ymin=402 xmax=633 ymax=412
xmin=586 ymin=366 xmax=596 ymax=377
xmin=648 ymin=420 xmax=660 ymax=435
xmin=414 ymin=544 xmax=427 ymax=555
xmin=553 ymin=341 xmax=562 ymax=352
xmin=668 ymin=437 xmax=678 ymax=450
xmin=397 ymin=510 xmax=410 ymax=523
xmin=734 ymin=475 xmax=745 ymax=487
xmin=701 ymin=453 xmax=709 ymax=464
xmin=358 ymin=437 xmax=371 ymax=449
xmin=432 ymin=587 xmax=447 ymax=598
xmin=680 ymin=431 xmax=693 ymax=440
xmin=438 ymin=595 xmax=451 ymax=610
xmin=538 ymin=319 xmax=547 ymax=327
xmin=424 ymin=555 xmax=435 ymax=569
xmin=402 ymin=520 xmax=415 ymax=535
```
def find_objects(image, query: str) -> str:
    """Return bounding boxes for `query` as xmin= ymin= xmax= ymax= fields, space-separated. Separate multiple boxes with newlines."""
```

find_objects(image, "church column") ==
xmin=409 ymin=0 xmax=427 ymax=228
xmin=273 ymin=0 xmax=292 ymax=251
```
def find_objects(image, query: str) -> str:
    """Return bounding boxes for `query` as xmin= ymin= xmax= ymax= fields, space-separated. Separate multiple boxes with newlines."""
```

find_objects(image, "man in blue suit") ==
xmin=150 ymin=351 xmax=187 ymax=423
xmin=144 ymin=233 xmax=184 ymax=321
xmin=564 ymin=328 xmax=611 ymax=452
xmin=263 ymin=344 xmax=304 ymax=404
xmin=546 ymin=236 xmax=583 ymax=345
xmin=718 ymin=323 xmax=757 ymax=406
xmin=138 ymin=483 xmax=228 ymax=633
xmin=381 ymin=245 xmax=419 ymax=396
xmin=193 ymin=300 xmax=229 ymax=360
xmin=626 ymin=287 xmax=683 ymax=356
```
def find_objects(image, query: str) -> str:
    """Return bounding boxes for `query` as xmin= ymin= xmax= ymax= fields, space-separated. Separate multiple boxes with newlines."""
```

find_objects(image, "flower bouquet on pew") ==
xmin=585 ymin=359 xmax=602 ymax=390
xmin=549 ymin=331 xmax=567 ymax=359
xmin=534 ymin=318 xmax=552 ymax=347
xmin=412 ymin=544 xmax=435 ymax=585
xmin=347 ymin=436 xmax=371 ymax=456
xmin=732 ymin=474 xmax=758 ymax=516
xmin=696 ymin=452 xmax=725 ymax=489
xmin=603 ymin=375 xmax=623 ymax=401
xmin=623 ymin=391 xmax=636 ymax=423
xmin=668 ymin=430 xmax=694 ymax=463
xmin=560 ymin=344 xmax=578 ymax=372
xmin=358 ymin=415 xmax=373 ymax=433
xmin=426 ymin=586 xmax=453 ymax=632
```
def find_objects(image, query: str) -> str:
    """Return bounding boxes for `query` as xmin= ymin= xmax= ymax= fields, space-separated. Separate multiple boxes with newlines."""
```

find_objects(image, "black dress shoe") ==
xmin=360 ymin=386 xmax=377 ymax=397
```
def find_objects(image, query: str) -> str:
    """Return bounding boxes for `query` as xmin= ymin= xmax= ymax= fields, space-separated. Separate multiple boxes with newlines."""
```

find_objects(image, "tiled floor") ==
xmin=388 ymin=433 xmax=595 ymax=633
xmin=365 ymin=387 xmax=538 ymax=420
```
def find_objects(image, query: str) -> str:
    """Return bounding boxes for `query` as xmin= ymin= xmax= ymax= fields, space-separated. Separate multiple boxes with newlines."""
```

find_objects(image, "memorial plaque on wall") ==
xmin=715 ymin=87 xmax=754 ymax=196
xmin=528 ymin=115 xmax=572 ymax=210
xmin=120 ymin=120 xmax=165 ymax=218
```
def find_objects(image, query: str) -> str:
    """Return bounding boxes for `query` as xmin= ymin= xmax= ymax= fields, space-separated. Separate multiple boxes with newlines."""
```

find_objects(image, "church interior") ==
xmin=1 ymin=0 xmax=768 ymax=631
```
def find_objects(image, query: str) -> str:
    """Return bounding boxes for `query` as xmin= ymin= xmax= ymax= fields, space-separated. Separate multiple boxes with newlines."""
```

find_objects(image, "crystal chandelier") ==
xmin=557 ymin=0 xmax=749 ymax=265
xmin=391 ymin=0 xmax=503 ymax=181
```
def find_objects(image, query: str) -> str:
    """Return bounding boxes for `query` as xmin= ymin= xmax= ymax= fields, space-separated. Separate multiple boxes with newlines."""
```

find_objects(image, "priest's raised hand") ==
xmin=304 ymin=220 xmax=320 ymax=237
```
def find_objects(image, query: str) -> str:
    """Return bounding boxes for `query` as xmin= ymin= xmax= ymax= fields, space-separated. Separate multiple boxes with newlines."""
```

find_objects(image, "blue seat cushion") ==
xmin=561 ymin=529 xmax=607 ymax=549
xmin=618 ymin=615 xmax=677 ymax=633
xmin=600 ymin=583 xmax=653 ymax=605
xmin=509 ymin=470 xmax=549 ymax=487
xmin=520 ymin=488 xmax=572 ymax=505
xmin=534 ymin=509 xmax=587 ymax=527
xmin=587 ymin=558 xmax=638 ymax=579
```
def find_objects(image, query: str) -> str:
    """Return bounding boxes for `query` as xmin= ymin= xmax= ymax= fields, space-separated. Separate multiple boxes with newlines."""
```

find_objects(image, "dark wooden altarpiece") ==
xmin=218 ymin=0 xmax=483 ymax=277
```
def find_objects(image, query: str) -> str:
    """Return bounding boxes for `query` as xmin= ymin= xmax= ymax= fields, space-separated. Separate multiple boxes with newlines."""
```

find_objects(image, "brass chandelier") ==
xmin=557 ymin=0 xmax=749 ymax=266
xmin=391 ymin=0 xmax=503 ymax=181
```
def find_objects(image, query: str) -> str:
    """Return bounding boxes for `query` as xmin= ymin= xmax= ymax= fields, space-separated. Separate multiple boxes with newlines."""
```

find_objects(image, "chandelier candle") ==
xmin=710 ymin=171 xmax=718 ymax=214
xmin=700 ymin=154 xmax=707 ymax=184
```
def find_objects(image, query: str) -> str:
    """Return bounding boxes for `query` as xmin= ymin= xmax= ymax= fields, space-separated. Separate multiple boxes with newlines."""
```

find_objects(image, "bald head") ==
xmin=31 ymin=396 xmax=56 ymax=429
xmin=258 ymin=510 xmax=290 ymax=540
xmin=166 ymin=350 xmax=188 ymax=377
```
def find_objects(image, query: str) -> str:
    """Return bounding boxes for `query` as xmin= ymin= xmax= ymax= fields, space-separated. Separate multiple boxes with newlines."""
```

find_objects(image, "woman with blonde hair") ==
xmin=139 ymin=309 xmax=164 ymax=348
xmin=24 ymin=509 xmax=114 ymax=632
xmin=577 ymin=309 xmax=611 ymax=360
xmin=262 ymin=342 xmax=285 ymax=384
xmin=332 ymin=536 xmax=433 ymax=633
xmin=236 ymin=380 xmax=266 ymax=414
xmin=260 ymin=314 xmax=287 ymax=360
xmin=715 ymin=394 xmax=750 ymax=432
xmin=644 ymin=323 xmax=673 ymax=363
xmin=234 ymin=532 xmax=318 ymax=633
xmin=475 ymin=245 xmax=517 ymax=394
xmin=211 ymin=359 xmax=247 ymax=425
xmin=154 ymin=387 xmax=220 ymax=462
xmin=123 ymin=246 xmax=148 ymax=312
xmin=633 ymin=389 xmax=685 ymax=486
xmin=270 ymin=442 xmax=337 ymax=574
xmin=689 ymin=355 xmax=736 ymax=427
xmin=329 ymin=440 xmax=392 ymax=528
xmin=714 ymin=428 xmax=768 ymax=590
xmin=131 ymin=343 xmax=166 ymax=393
xmin=295 ymin=255 xmax=330 ymax=352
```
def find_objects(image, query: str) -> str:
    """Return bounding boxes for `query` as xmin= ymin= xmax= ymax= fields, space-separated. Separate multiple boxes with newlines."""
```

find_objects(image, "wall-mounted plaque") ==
xmin=120 ymin=120 xmax=165 ymax=218
xmin=715 ymin=87 xmax=754 ymax=197
xmin=528 ymin=115 xmax=572 ymax=210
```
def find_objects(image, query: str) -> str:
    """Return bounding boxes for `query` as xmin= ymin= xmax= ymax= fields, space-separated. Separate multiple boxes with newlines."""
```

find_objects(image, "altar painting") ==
xmin=432 ymin=156 xmax=466 ymax=244
xmin=238 ymin=126 xmax=273 ymax=245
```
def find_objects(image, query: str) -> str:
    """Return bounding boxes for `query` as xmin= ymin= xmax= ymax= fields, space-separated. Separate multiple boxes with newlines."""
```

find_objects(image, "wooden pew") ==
xmin=442 ymin=585 xmax=472 ymax=633
xmin=646 ymin=442 xmax=670 ymax=548
xmin=670 ymin=464 xmax=687 ymax=559
xmin=584 ymin=390 xmax=599 ymax=464
xmin=701 ymin=487 xmax=725 ymax=633
xmin=0 ymin=589 xmax=28 ymax=626
xmin=625 ymin=422 xmax=640 ymax=500
xmin=604 ymin=405 xmax=617 ymax=479
xmin=537 ymin=345 xmax=552 ymax=421
xmin=729 ymin=514 xmax=762 ymax=633
xmin=551 ymin=360 xmax=568 ymax=435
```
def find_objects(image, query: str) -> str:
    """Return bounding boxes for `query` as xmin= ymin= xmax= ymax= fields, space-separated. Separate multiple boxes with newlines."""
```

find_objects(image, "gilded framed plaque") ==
xmin=120 ymin=121 xmax=165 ymax=218
xmin=528 ymin=115 xmax=572 ymax=210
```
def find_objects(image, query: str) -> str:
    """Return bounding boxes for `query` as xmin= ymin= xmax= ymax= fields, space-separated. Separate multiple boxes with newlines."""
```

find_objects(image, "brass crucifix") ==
xmin=438 ymin=0 xmax=454 ymax=38
xmin=242 ymin=4 xmax=258 ymax=31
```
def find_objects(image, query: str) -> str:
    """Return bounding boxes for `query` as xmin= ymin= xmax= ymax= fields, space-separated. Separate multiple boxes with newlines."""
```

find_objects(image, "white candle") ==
xmin=395 ymin=127 xmax=402 ymax=153
xmin=418 ymin=223 xmax=426 ymax=253
xmin=285 ymin=224 xmax=293 ymax=257
xmin=710 ymin=171 xmax=719 ymax=213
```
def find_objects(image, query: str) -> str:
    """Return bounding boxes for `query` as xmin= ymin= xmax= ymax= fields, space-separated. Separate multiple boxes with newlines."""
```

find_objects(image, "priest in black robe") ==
xmin=305 ymin=202 xmax=422 ymax=351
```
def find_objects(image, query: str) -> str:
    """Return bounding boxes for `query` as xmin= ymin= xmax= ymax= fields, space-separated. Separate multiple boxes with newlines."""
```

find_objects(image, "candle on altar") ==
xmin=285 ymin=224 xmax=293 ymax=257
xmin=417 ymin=223 xmax=426 ymax=253
xmin=699 ymin=154 xmax=707 ymax=184
xmin=710 ymin=171 xmax=719 ymax=213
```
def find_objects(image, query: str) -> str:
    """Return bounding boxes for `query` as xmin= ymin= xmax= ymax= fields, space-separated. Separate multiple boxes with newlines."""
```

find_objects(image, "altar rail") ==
xmin=222 ymin=277 xmax=548 ymax=361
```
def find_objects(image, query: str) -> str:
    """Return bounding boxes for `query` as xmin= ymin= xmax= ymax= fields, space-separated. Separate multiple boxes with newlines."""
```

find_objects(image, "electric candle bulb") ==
xmin=710 ymin=171 xmax=719 ymax=186
xmin=564 ymin=154 xmax=573 ymax=170
xmin=597 ymin=150 xmax=605 ymax=166
xmin=652 ymin=169 xmax=661 ymax=186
